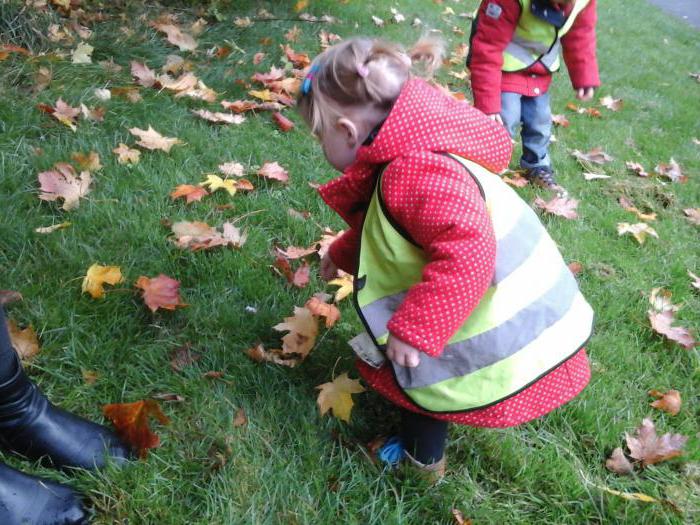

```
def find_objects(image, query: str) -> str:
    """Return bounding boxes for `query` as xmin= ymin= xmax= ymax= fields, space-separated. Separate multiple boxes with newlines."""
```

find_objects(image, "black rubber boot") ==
xmin=0 ymin=461 xmax=87 ymax=524
xmin=0 ymin=353 xmax=130 ymax=470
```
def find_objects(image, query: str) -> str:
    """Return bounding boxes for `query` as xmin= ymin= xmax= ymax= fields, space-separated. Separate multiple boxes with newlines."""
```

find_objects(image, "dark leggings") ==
xmin=400 ymin=408 xmax=448 ymax=464
xmin=0 ymin=308 xmax=18 ymax=382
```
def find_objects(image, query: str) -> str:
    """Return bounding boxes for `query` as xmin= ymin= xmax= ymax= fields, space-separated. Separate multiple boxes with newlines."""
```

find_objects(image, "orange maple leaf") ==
xmin=170 ymin=184 xmax=209 ymax=204
xmin=103 ymin=400 xmax=170 ymax=458
xmin=135 ymin=274 xmax=187 ymax=312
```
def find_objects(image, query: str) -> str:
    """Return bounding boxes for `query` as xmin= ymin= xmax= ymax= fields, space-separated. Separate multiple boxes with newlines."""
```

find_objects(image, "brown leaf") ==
xmin=103 ymin=399 xmax=170 ymax=458
xmin=683 ymin=208 xmax=700 ymax=225
xmin=170 ymin=184 xmax=209 ymax=204
xmin=292 ymin=261 xmax=311 ymax=288
xmin=219 ymin=162 xmax=245 ymax=177
xmin=7 ymin=319 xmax=40 ymax=360
xmin=71 ymin=151 xmax=101 ymax=172
xmin=253 ymin=52 xmax=265 ymax=65
xmin=649 ymin=389 xmax=682 ymax=416
xmin=135 ymin=274 xmax=187 ymax=313
xmin=258 ymin=161 xmax=289 ymax=183
xmin=129 ymin=126 xmax=183 ymax=152
xmin=648 ymin=310 xmax=696 ymax=349
xmin=568 ymin=261 xmax=584 ymax=276
xmin=112 ymin=143 xmax=141 ymax=164
xmin=625 ymin=161 xmax=649 ymax=178
xmin=319 ymin=30 xmax=342 ymax=50
xmin=170 ymin=342 xmax=202 ymax=372
xmin=233 ymin=408 xmax=247 ymax=427
xmin=273 ymin=306 xmax=318 ymax=359
xmin=625 ymin=418 xmax=687 ymax=467
xmin=191 ymin=109 xmax=245 ymax=125
xmin=534 ymin=196 xmax=579 ymax=219
xmin=617 ymin=222 xmax=658 ymax=244
xmin=284 ymin=25 xmax=301 ymax=42
xmin=82 ymin=369 xmax=99 ymax=385
xmin=110 ymin=86 xmax=142 ymax=103
xmin=689 ymin=270 xmax=700 ymax=291
xmin=502 ymin=172 xmax=529 ymax=187
xmin=35 ymin=222 xmax=71 ymax=234
xmin=48 ymin=98 xmax=80 ymax=130
xmin=0 ymin=290 xmax=23 ymax=306
xmin=158 ymin=72 xmax=198 ymax=92
xmin=151 ymin=22 xmax=198 ymax=51
xmin=272 ymin=112 xmax=294 ymax=132
xmin=244 ymin=343 xmax=299 ymax=367
xmin=221 ymin=99 xmax=284 ymax=113
xmin=618 ymin=196 xmax=656 ymax=221
xmin=600 ymin=96 xmax=623 ymax=111
xmin=130 ymin=61 xmax=157 ymax=88
xmin=151 ymin=392 xmax=185 ymax=402
xmin=281 ymin=44 xmax=310 ymax=68
xmin=605 ymin=447 xmax=635 ymax=475
xmin=305 ymin=295 xmax=341 ymax=328
xmin=451 ymin=508 xmax=473 ymax=525
xmin=571 ymin=147 xmax=614 ymax=165
xmin=38 ymin=163 xmax=92 ymax=211
xmin=551 ymin=114 xmax=570 ymax=127
xmin=655 ymin=159 xmax=685 ymax=183
xmin=171 ymin=221 xmax=247 ymax=251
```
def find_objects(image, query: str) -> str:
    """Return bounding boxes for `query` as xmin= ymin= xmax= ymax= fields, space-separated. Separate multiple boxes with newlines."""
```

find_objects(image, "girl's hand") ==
xmin=320 ymin=252 xmax=339 ymax=282
xmin=575 ymin=87 xmax=595 ymax=101
xmin=386 ymin=335 xmax=421 ymax=368
xmin=488 ymin=113 xmax=504 ymax=126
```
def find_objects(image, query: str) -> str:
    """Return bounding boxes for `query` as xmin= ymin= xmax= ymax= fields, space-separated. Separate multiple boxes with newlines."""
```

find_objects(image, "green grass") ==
xmin=1 ymin=0 xmax=699 ymax=523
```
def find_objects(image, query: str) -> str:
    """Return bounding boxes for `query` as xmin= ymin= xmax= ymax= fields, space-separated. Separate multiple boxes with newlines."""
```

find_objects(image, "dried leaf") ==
xmin=371 ymin=15 xmax=385 ymax=27
xmin=551 ymin=114 xmax=570 ymax=127
xmin=103 ymin=399 xmax=170 ymax=458
xmin=273 ymin=306 xmax=318 ymax=358
xmin=625 ymin=161 xmax=649 ymax=178
xmin=71 ymin=42 xmax=93 ymax=63
xmin=655 ymin=159 xmax=685 ymax=183
xmin=82 ymin=264 xmax=123 ymax=299
xmin=649 ymin=389 xmax=682 ymax=416
xmin=245 ymin=343 xmax=298 ymax=367
xmin=689 ymin=270 xmax=700 ymax=291
xmin=112 ymin=143 xmax=141 ymax=164
xmin=683 ymin=208 xmax=700 ymax=225
xmin=329 ymin=272 xmax=353 ymax=302
xmin=129 ymin=126 xmax=183 ymax=152
xmin=600 ymin=96 xmax=623 ymax=111
xmin=272 ymin=112 xmax=294 ymax=132
xmin=582 ymin=172 xmax=610 ymax=181
xmin=131 ymin=61 xmax=157 ymax=88
xmin=35 ymin=222 xmax=71 ymax=234
xmin=253 ymin=52 xmax=265 ymax=65
xmin=502 ymin=172 xmax=529 ymax=187
xmin=534 ymin=196 xmax=579 ymax=219
xmin=617 ymin=222 xmax=658 ymax=244
xmin=316 ymin=373 xmax=365 ymax=422
xmin=170 ymin=343 xmax=202 ymax=372
xmin=199 ymin=175 xmax=238 ymax=196
xmin=110 ymin=86 xmax=142 ymax=103
xmin=51 ymin=98 xmax=80 ymax=130
xmin=158 ymin=72 xmax=198 ymax=92
xmin=649 ymin=287 xmax=678 ymax=313
xmin=151 ymin=393 xmax=185 ymax=402
xmin=7 ymin=319 xmax=40 ymax=360
xmin=192 ymin=109 xmax=245 ymax=125
xmin=648 ymin=310 xmax=696 ymax=349
xmin=305 ymin=296 xmax=341 ymax=327
xmin=319 ymin=30 xmax=342 ymax=50
xmin=258 ymin=161 xmax=289 ymax=183
xmin=618 ymin=196 xmax=656 ymax=221
xmin=71 ymin=151 xmax=101 ymax=172
xmin=625 ymin=418 xmax=687 ymax=467
xmin=38 ymin=163 xmax=92 ymax=211
xmin=152 ymin=23 xmax=198 ymax=51
xmin=219 ymin=162 xmax=245 ymax=177
xmin=285 ymin=25 xmax=301 ymax=42
xmin=135 ymin=274 xmax=187 ymax=313
xmin=276 ymin=245 xmax=316 ymax=260
xmin=171 ymin=221 xmax=247 ymax=251
xmin=571 ymin=148 xmax=614 ymax=165
xmin=281 ymin=44 xmax=310 ymax=68
xmin=605 ymin=447 xmax=635 ymax=475
xmin=82 ymin=369 xmax=99 ymax=385
xmin=170 ymin=184 xmax=209 ymax=204
xmin=233 ymin=408 xmax=247 ymax=427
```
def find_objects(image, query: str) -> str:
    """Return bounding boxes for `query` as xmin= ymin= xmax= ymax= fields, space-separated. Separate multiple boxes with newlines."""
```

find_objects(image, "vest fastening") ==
xmin=502 ymin=0 xmax=591 ymax=73
xmin=354 ymin=153 xmax=594 ymax=413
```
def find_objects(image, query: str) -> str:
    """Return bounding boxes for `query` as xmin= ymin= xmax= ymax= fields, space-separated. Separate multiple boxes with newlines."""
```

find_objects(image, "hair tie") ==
xmin=356 ymin=63 xmax=369 ymax=78
xmin=301 ymin=63 xmax=320 ymax=95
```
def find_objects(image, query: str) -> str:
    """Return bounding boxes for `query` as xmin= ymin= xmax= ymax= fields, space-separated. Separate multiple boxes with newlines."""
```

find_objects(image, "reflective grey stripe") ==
xmin=539 ymin=40 xmax=561 ymax=69
xmin=392 ymin=267 xmax=579 ymax=389
xmin=506 ymin=34 xmax=560 ymax=71
xmin=363 ymin=290 xmax=407 ymax=341
xmin=493 ymin=207 xmax=543 ymax=283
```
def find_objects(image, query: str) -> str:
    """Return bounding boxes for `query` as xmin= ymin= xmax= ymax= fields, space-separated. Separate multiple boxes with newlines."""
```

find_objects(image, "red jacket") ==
xmin=319 ymin=79 xmax=590 ymax=426
xmin=468 ymin=0 xmax=600 ymax=115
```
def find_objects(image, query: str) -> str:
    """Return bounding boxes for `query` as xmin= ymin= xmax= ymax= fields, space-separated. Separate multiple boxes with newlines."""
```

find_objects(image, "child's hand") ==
xmin=386 ymin=335 xmax=421 ymax=368
xmin=487 ymin=113 xmax=504 ymax=126
xmin=320 ymin=252 xmax=339 ymax=281
xmin=575 ymin=87 xmax=595 ymax=101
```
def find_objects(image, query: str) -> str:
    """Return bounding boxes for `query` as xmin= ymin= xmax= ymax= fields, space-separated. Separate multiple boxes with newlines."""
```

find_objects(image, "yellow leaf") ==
xmin=7 ymin=320 xmax=40 ymax=360
xmin=316 ymin=373 xmax=365 ymax=422
xmin=329 ymin=273 xmax=353 ymax=302
xmin=273 ymin=306 xmax=318 ymax=358
xmin=34 ymin=221 xmax=71 ymax=234
xmin=593 ymin=484 xmax=659 ymax=504
xmin=199 ymin=174 xmax=237 ymax=196
xmin=617 ymin=222 xmax=658 ymax=244
xmin=248 ymin=89 xmax=273 ymax=102
xmin=294 ymin=0 xmax=309 ymax=12
xmin=82 ymin=264 xmax=124 ymax=299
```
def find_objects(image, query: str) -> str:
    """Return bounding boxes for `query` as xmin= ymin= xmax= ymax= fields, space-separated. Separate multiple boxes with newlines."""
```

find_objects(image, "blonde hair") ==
xmin=297 ymin=36 xmax=444 ymax=136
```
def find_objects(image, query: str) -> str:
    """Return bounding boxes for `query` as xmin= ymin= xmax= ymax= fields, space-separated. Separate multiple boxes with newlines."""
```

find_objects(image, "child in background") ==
xmin=467 ymin=0 xmax=600 ymax=192
xmin=297 ymin=36 xmax=594 ymax=478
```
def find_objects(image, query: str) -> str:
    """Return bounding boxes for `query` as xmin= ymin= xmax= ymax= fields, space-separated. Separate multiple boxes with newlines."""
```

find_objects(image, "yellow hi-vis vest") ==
xmin=354 ymin=153 xmax=594 ymax=413
xmin=502 ymin=0 xmax=590 ymax=73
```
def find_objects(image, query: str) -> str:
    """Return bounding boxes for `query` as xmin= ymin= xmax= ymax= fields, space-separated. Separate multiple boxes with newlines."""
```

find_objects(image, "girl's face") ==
xmin=319 ymin=118 xmax=363 ymax=172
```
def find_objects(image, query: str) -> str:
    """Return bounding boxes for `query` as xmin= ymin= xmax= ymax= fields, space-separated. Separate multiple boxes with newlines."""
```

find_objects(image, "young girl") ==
xmin=297 ymin=37 xmax=594 ymax=478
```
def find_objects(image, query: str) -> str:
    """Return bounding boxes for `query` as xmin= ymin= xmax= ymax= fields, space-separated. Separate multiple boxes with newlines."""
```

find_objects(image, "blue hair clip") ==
xmin=301 ymin=63 xmax=320 ymax=95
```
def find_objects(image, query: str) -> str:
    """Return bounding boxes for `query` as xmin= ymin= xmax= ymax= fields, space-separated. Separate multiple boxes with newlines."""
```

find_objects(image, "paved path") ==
xmin=648 ymin=0 xmax=700 ymax=29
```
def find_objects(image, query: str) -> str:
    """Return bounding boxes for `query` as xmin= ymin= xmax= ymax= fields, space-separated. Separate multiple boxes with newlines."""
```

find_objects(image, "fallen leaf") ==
xmin=272 ymin=112 xmax=294 ymax=132
xmin=129 ymin=126 xmax=183 ymax=152
xmin=571 ymin=148 xmax=614 ymax=165
xmin=103 ymin=399 xmax=170 ymax=458
xmin=0 ymin=290 xmax=23 ymax=306
xmin=258 ymin=161 xmax=289 ymax=183
xmin=171 ymin=221 xmax=247 ymax=251
xmin=689 ymin=270 xmax=700 ymax=291
xmin=82 ymin=264 xmax=123 ymax=299
xmin=605 ymin=447 xmax=635 ymax=475
xmin=135 ymin=274 xmax=187 ymax=312
xmin=35 ymin=222 xmax=71 ymax=234
xmin=162 ymin=54 xmax=186 ymax=74
xmin=245 ymin=343 xmax=298 ymax=367
xmin=503 ymin=172 xmax=529 ymax=187
xmin=648 ymin=310 xmax=696 ymax=349
xmin=649 ymin=389 xmax=682 ymax=416
xmin=34 ymin=66 xmax=52 ymax=92
xmin=625 ymin=161 xmax=649 ymax=178
xmin=253 ymin=52 xmax=265 ymax=65
xmin=151 ymin=393 xmax=185 ymax=402
xmin=451 ymin=508 xmax=472 ymax=525
xmin=649 ymin=287 xmax=678 ymax=313
xmin=82 ymin=369 xmax=99 ymax=385
xmin=37 ymin=163 xmax=92 ymax=211
xmin=551 ymin=114 xmax=570 ymax=127
xmin=316 ymin=373 xmax=365 ymax=422
xmin=319 ymin=30 xmax=342 ymax=50
xmin=273 ymin=306 xmax=318 ymax=358
xmin=276 ymin=245 xmax=316 ymax=259
xmin=199 ymin=175 xmax=238 ymax=196
xmin=110 ymin=86 xmax=142 ymax=103
xmin=170 ymin=184 xmax=209 ymax=204
xmin=221 ymin=99 xmax=284 ymax=113
xmin=79 ymin=104 xmax=106 ymax=122
xmin=534 ymin=196 xmax=579 ymax=219
xmin=174 ymin=80 xmax=218 ymax=103
xmin=600 ymin=96 xmax=623 ymax=111
xmin=305 ymin=295 xmax=341 ymax=327
xmin=112 ymin=143 xmax=141 ymax=164
xmin=568 ymin=261 xmax=583 ymax=275
xmin=682 ymin=208 xmax=700 ymax=225
xmin=593 ymin=484 xmax=659 ymax=504
xmin=617 ymin=222 xmax=658 ymax=244
xmin=625 ymin=418 xmax=687 ymax=467
xmin=233 ymin=408 xmax=247 ymax=427
xmin=294 ymin=0 xmax=309 ymax=12
xmin=158 ymin=72 xmax=198 ymax=92
xmin=234 ymin=17 xmax=253 ymax=28
xmin=152 ymin=22 xmax=198 ymax=51
xmin=292 ymin=261 xmax=311 ymax=288
xmin=131 ymin=61 xmax=157 ymax=88
xmin=51 ymin=98 xmax=80 ymax=130
xmin=7 ymin=319 xmax=40 ymax=360
xmin=170 ymin=343 xmax=202 ymax=372
xmin=371 ymin=15 xmax=385 ymax=27
xmin=618 ymin=196 xmax=656 ymax=221
xmin=192 ymin=109 xmax=245 ymax=125
xmin=219 ymin=162 xmax=245 ymax=177
xmin=285 ymin=25 xmax=301 ymax=42
xmin=329 ymin=272 xmax=353 ymax=302
xmin=71 ymin=42 xmax=93 ymax=63
xmin=71 ymin=151 xmax=101 ymax=172
xmin=281 ymin=44 xmax=310 ymax=68
xmin=316 ymin=229 xmax=343 ymax=259
xmin=655 ymin=159 xmax=685 ymax=183
xmin=93 ymin=88 xmax=110 ymax=101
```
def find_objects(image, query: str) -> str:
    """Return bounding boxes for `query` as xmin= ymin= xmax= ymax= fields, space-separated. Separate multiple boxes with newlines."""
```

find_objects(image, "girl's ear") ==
xmin=336 ymin=117 xmax=359 ymax=148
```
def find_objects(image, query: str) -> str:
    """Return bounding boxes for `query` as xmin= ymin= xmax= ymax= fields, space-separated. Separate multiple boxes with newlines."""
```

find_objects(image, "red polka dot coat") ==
xmin=318 ymin=79 xmax=590 ymax=427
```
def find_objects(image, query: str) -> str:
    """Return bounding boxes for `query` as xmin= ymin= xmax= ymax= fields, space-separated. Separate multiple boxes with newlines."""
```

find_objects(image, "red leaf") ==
xmin=272 ymin=112 xmax=294 ymax=132
xmin=135 ymin=274 xmax=187 ymax=312
xmin=103 ymin=400 xmax=170 ymax=458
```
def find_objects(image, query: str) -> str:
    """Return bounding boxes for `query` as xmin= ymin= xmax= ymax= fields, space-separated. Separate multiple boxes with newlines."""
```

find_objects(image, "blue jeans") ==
xmin=500 ymin=92 xmax=552 ymax=170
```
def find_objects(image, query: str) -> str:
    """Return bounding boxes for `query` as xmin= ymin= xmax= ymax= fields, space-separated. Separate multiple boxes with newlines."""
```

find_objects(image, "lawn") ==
xmin=0 ymin=0 xmax=698 ymax=523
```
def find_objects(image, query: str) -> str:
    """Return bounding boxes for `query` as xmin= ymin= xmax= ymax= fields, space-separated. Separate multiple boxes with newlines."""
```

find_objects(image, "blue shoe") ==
xmin=377 ymin=436 xmax=405 ymax=467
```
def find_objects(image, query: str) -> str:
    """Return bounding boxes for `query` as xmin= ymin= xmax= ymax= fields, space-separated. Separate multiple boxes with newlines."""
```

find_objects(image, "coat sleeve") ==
xmin=381 ymin=153 xmax=497 ymax=357
xmin=561 ymin=0 xmax=600 ymax=89
xmin=328 ymin=228 xmax=359 ymax=274
xmin=467 ymin=0 xmax=521 ymax=115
